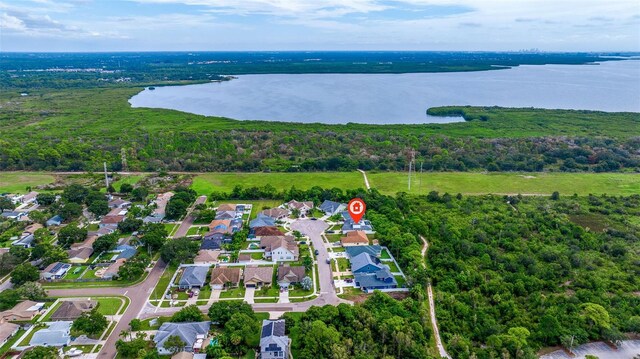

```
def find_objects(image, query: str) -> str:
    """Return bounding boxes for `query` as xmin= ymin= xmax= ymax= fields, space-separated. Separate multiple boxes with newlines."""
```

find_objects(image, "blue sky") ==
xmin=1 ymin=0 xmax=639 ymax=51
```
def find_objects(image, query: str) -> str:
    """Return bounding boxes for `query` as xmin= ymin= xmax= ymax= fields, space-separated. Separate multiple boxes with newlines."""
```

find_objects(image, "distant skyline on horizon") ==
xmin=1 ymin=0 xmax=639 ymax=52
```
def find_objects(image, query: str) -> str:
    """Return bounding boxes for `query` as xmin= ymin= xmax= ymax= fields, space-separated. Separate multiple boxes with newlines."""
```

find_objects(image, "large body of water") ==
xmin=129 ymin=60 xmax=640 ymax=124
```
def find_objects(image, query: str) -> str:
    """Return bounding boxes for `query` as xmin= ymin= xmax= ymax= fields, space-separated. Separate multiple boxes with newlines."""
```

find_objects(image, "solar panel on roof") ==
xmin=261 ymin=321 xmax=273 ymax=338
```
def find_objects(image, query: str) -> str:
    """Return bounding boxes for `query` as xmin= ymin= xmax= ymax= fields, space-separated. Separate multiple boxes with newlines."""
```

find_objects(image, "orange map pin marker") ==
xmin=347 ymin=198 xmax=366 ymax=223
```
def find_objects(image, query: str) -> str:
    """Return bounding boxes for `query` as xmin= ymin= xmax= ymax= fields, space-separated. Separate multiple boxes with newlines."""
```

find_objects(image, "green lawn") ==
xmin=244 ymin=200 xmax=286 ymax=220
xmin=385 ymin=261 xmax=400 ymax=273
xmin=164 ymin=224 xmax=178 ymax=236
xmin=0 ymin=172 xmax=55 ymax=193
xmin=198 ymin=285 xmax=212 ymax=300
xmin=64 ymin=266 xmax=88 ymax=280
xmin=151 ymin=265 xmax=178 ymax=301
xmin=191 ymin=172 xmax=364 ymax=195
xmin=219 ymin=286 xmax=246 ymax=299
xmin=337 ymin=258 xmax=350 ymax=272
xmin=250 ymin=252 xmax=264 ymax=260
xmin=326 ymin=234 xmax=342 ymax=243
xmin=95 ymin=297 xmax=125 ymax=316
xmin=19 ymin=324 xmax=46 ymax=346
xmin=111 ymin=175 xmax=144 ymax=192
xmin=40 ymin=301 xmax=63 ymax=322
xmin=368 ymin=172 xmax=640 ymax=196
xmin=187 ymin=226 xmax=208 ymax=236
xmin=395 ymin=275 xmax=407 ymax=287
xmin=380 ymin=249 xmax=391 ymax=260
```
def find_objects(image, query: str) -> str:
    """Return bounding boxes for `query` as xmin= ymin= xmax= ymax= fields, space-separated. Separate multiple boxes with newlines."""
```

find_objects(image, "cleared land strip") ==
xmin=421 ymin=236 xmax=451 ymax=359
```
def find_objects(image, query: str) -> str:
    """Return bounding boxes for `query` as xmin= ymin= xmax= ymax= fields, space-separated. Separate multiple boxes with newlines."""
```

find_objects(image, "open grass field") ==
xmin=0 ymin=172 xmax=55 ymax=194
xmin=368 ymin=172 xmax=640 ymax=196
xmin=191 ymin=172 xmax=364 ymax=195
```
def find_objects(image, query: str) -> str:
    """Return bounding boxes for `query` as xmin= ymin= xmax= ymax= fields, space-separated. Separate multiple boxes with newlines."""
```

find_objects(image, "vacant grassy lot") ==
xmin=0 ymin=172 xmax=55 ymax=193
xmin=368 ymin=172 xmax=640 ymax=196
xmin=191 ymin=172 xmax=364 ymax=195
xmin=95 ymin=297 xmax=125 ymax=316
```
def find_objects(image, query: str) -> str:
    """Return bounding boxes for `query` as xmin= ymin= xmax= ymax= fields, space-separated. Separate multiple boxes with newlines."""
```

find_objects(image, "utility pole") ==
xmin=419 ymin=161 xmax=423 ymax=192
xmin=408 ymin=149 xmax=416 ymax=191
xmin=408 ymin=158 xmax=412 ymax=191
xmin=103 ymin=162 xmax=109 ymax=192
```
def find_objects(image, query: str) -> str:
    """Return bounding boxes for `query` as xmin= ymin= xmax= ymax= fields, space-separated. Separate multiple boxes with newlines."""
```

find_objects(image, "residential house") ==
xmin=237 ymin=253 xmax=252 ymax=263
xmin=67 ymin=234 xmax=97 ymax=263
xmin=111 ymin=245 xmax=137 ymax=261
xmin=19 ymin=191 xmax=39 ymax=205
xmin=214 ymin=210 xmax=236 ymax=220
xmin=0 ymin=301 xmax=45 ymax=322
xmin=0 ymin=323 xmax=19 ymax=347
xmin=0 ymin=211 xmax=25 ymax=220
xmin=201 ymin=237 xmax=222 ymax=251
xmin=99 ymin=215 xmax=125 ymax=229
xmin=286 ymin=200 xmax=314 ymax=216
xmin=102 ymin=259 xmax=125 ymax=279
xmin=194 ymin=250 xmax=220 ymax=265
xmin=107 ymin=206 xmax=128 ymax=217
xmin=354 ymin=268 xmax=397 ymax=292
xmin=350 ymin=253 xmax=385 ymax=274
xmin=108 ymin=198 xmax=131 ymax=209
xmin=50 ymin=300 xmax=96 ymax=321
xmin=260 ymin=320 xmax=289 ymax=359
xmin=260 ymin=236 xmax=299 ymax=262
xmin=41 ymin=262 xmax=71 ymax=280
xmin=22 ymin=223 xmax=43 ymax=236
xmin=178 ymin=266 xmax=209 ymax=290
xmin=259 ymin=208 xmax=290 ymax=220
xmin=244 ymin=266 xmax=274 ymax=288
xmin=207 ymin=219 xmax=241 ymax=236
xmin=249 ymin=213 xmax=276 ymax=229
xmin=319 ymin=200 xmax=346 ymax=216
xmin=345 ymin=245 xmax=382 ymax=259
xmin=171 ymin=352 xmax=206 ymax=359
xmin=340 ymin=231 xmax=369 ymax=247
xmin=29 ymin=321 xmax=72 ymax=347
xmin=92 ymin=227 xmax=115 ymax=237
xmin=253 ymin=226 xmax=284 ymax=238
xmin=216 ymin=204 xmax=236 ymax=212
xmin=154 ymin=322 xmax=211 ymax=355
xmin=277 ymin=265 xmax=305 ymax=288
xmin=210 ymin=267 xmax=242 ymax=290
xmin=11 ymin=234 xmax=34 ymax=248
xmin=46 ymin=215 xmax=63 ymax=227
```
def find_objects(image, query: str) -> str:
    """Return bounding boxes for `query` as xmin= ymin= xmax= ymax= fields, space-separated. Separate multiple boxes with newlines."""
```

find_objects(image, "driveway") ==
xmin=244 ymin=286 xmax=255 ymax=304
xmin=278 ymin=288 xmax=289 ymax=303
xmin=47 ymin=260 xmax=167 ymax=359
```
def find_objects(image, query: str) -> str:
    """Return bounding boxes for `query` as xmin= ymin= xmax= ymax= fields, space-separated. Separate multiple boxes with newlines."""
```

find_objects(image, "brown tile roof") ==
xmin=50 ymin=300 xmax=97 ymax=321
xmin=244 ymin=266 xmax=273 ymax=285
xmin=67 ymin=247 xmax=93 ymax=260
xmin=194 ymin=250 xmax=220 ymax=264
xmin=100 ymin=215 xmax=125 ymax=225
xmin=277 ymin=265 xmax=305 ymax=283
xmin=0 ymin=301 xmax=41 ymax=322
xmin=23 ymin=223 xmax=43 ymax=235
xmin=70 ymin=235 xmax=97 ymax=250
xmin=254 ymin=226 xmax=283 ymax=237
xmin=287 ymin=200 xmax=313 ymax=211
xmin=210 ymin=267 xmax=242 ymax=286
xmin=340 ymin=230 xmax=369 ymax=245
xmin=0 ymin=323 xmax=19 ymax=343
xmin=104 ymin=259 xmax=126 ymax=276
xmin=217 ymin=204 xmax=236 ymax=212
xmin=238 ymin=253 xmax=252 ymax=262
xmin=260 ymin=236 xmax=299 ymax=257
xmin=260 ymin=208 xmax=289 ymax=218
xmin=208 ymin=219 xmax=232 ymax=234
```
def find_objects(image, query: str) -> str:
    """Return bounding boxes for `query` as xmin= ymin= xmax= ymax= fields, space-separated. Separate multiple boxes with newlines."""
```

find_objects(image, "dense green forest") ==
xmin=192 ymin=184 xmax=640 ymax=357
xmin=1 ymin=52 xmax=627 ymax=90
xmin=0 ymin=86 xmax=638 ymax=172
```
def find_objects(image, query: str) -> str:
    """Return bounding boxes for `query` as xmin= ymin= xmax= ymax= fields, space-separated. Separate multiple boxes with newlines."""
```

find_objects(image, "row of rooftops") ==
xmin=179 ymin=263 xmax=306 ymax=288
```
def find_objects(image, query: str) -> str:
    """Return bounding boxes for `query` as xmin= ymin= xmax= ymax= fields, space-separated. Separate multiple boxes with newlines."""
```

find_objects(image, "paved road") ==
xmin=172 ymin=195 xmax=207 ymax=238
xmin=139 ymin=219 xmax=351 ymax=319
xmin=43 ymin=196 xmax=205 ymax=359
xmin=47 ymin=260 xmax=167 ymax=359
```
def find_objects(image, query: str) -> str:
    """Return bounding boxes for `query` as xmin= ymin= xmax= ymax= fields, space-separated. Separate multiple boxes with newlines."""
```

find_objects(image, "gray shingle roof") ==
xmin=354 ymin=268 xmax=397 ymax=289
xmin=179 ymin=266 xmax=209 ymax=288
xmin=250 ymin=213 xmax=276 ymax=228
xmin=319 ymin=200 xmax=345 ymax=214
xmin=350 ymin=253 xmax=383 ymax=273
xmin=30 ymin=321 xmax=71 ymax=347
xmin=154 ymin=322 xmax=211 ymax=351
xmin=345 ymin=245 xmax=382 ymax=259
